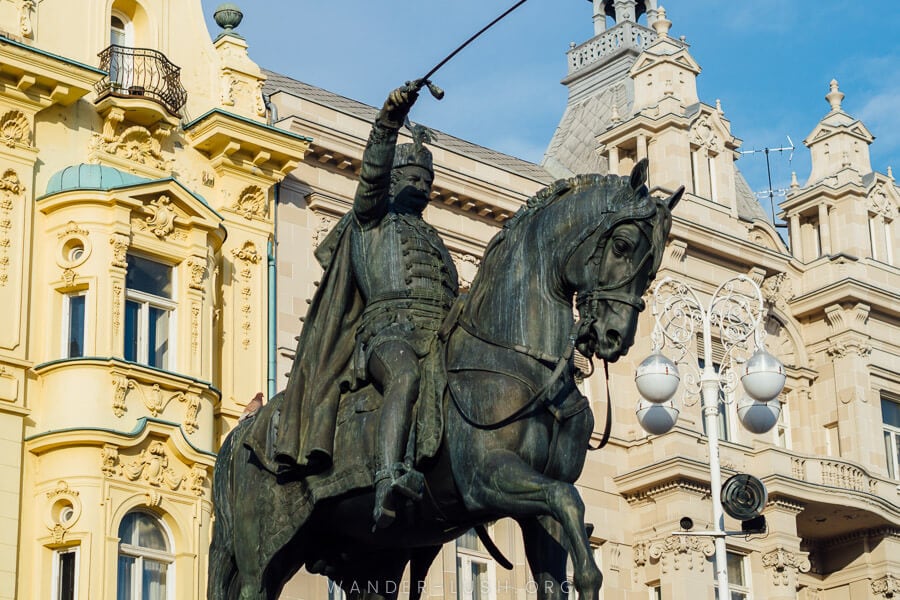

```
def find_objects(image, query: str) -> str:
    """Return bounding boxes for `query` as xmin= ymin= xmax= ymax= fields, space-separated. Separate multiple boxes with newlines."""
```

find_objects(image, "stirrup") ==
xmin=388 ymin=462 xmax=424 ymax=502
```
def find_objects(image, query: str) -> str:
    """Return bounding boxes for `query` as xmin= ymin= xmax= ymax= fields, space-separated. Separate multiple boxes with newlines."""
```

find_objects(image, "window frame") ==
xmin=116 ymin=511 xmax=176 ymax=600
xmin=882 ymin=393 xmax=900 ymax=480
xmin=713 ymin=551 xmax=751 ymax=600
xmin=456 ymin=528 xmax=497 ymax=600
xmin=51 ymin=546 xmax=79 ymax=600
xmin=773 ymin=394 xmax=791 ymax=449
xmin=110 ymin=10 xmax=133 ymax=47
xmin=124 ymin=254 xmax=177 ymax=370
xmin=62 ymin=291 xmax=87 ymax=359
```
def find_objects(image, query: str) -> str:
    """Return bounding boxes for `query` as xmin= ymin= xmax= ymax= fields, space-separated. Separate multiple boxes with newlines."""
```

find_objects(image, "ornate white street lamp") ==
xmin=634 ymin=275 xmax=785 ymax=598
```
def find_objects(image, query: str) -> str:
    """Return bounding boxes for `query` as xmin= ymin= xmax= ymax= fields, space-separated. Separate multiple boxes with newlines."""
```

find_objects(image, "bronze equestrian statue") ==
xmin=210 ymin=84 xmax=682 ymax=600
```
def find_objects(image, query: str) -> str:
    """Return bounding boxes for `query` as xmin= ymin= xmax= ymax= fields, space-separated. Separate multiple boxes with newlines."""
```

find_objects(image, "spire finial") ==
xmin=790 ymin=171 xmax=799 ymax=189
xmin=653 ymin=6 xmax=672 ymax=37
xmin=716 ymin=98 xmax=723 ymax=115
xmin=888 ymin=166 xmax=894 ymax=181
xmin=826 ymin=79 xmax=844 ymax=112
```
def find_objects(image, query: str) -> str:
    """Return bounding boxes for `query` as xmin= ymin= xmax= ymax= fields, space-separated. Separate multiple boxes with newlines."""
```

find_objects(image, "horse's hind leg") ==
xmin=518 ymin=515 xmax=570 ymax=600
xmin=467 ymin=450 xmax=602 ymax=600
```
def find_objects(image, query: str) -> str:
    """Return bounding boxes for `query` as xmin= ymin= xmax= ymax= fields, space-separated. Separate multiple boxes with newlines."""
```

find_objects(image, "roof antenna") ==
xmin=740 ymin=136 xmax=794 ymax=227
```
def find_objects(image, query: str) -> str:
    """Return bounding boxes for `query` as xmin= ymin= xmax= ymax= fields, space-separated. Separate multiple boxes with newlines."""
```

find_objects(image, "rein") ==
xmin=444 ymin=315 xmax=576 ymax=431
xmin=587 ymin=360 xmax=612 ymax=451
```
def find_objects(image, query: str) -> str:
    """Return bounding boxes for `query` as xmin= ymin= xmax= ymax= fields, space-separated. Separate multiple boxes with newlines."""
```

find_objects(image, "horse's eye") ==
xmin=613 ymin=238 xmax=631 ymax=256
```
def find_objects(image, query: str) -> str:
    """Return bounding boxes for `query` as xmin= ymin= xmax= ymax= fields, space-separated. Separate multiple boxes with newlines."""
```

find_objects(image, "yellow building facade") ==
xmin=3 ymin=1 xmax=898 ymax=599
xmin=0 ymin=1 xmax=309 ymax=598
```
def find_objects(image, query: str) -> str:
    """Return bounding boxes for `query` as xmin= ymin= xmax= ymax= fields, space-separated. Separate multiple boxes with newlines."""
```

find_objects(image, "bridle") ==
xmin=574 ymin=221 xmax=655 ymax=317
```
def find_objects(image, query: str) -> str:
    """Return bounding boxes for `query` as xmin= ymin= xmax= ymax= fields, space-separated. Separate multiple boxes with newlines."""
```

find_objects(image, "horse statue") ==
xmin=209 ymin=159 xmax=682 ymax=600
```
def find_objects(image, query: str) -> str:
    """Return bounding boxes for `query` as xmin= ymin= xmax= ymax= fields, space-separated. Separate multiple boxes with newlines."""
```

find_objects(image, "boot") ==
xmin=372 ymin=469 xmax=397 ymax=530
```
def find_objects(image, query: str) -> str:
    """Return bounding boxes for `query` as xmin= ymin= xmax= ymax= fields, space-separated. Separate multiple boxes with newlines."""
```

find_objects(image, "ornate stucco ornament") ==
xmin=761 ymin=546 xmax=811 ymax=587
xmin=144 ymin=195 xmax=177 ymax=238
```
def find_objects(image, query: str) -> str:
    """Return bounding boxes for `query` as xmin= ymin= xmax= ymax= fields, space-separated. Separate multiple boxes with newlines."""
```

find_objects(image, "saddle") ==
xmin=247 ymin=346 xmax=447 ymax=506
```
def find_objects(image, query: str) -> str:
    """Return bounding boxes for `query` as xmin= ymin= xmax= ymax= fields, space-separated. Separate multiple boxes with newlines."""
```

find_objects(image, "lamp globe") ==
xmin=635 ymin=353 xmax=680 ymax=404
xmin=636 ymin=398 xmax=679 ymax=435
xmin=737 ymin=395 xmax=782 ymax=434
xmin=741 ymin=350 xmax=786 ymax=401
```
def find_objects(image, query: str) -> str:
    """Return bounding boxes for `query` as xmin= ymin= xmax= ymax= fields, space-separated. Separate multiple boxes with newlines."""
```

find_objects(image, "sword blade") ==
xmin=419 ymin=0 xmax=530 ymax=85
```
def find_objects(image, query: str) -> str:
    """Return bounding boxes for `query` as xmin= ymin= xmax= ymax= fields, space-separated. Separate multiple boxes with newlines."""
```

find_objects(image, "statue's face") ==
xmin=391 ymin=165 xmax=433 ymax=213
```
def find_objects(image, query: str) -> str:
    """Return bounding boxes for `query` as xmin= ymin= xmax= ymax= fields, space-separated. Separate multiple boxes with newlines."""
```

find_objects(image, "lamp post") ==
xmin=634 ymin=275 xmax=786 ymax=598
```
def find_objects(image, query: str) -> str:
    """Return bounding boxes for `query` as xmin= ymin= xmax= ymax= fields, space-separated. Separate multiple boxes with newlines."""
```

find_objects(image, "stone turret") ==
xmin=780 ymin=80 xmax=898 ymax=263
xmin=543 ymin=0 xmax=660 ymax=177
xmin=803 ymin=80 xmax=875 ymax=187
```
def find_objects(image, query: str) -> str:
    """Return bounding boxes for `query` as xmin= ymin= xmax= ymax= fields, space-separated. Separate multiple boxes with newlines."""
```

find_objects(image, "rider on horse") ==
xmin=247 ymin=85 xmax=458 ymax=530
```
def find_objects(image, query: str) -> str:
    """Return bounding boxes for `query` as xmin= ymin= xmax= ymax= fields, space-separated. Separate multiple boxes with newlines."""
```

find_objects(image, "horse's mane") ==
xmin=501 ymin=174 xmax=612 ymax=233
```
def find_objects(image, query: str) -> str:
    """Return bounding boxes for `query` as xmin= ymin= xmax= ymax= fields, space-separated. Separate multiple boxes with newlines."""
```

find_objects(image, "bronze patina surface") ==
xmin=210 ymin=85 xmax=682 ymax=600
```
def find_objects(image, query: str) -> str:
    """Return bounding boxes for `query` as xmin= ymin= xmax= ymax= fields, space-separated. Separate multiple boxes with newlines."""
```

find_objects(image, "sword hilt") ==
xmin=405 ymin=79 xmax=445 ymax=101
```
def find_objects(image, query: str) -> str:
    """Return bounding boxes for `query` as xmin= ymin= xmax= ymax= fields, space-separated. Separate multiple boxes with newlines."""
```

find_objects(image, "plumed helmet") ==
xmin=393 ymin=123 xmax=435 ymax=173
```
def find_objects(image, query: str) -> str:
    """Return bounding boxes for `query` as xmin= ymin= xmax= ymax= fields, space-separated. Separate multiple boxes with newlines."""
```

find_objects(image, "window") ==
xmin=869 ymin=214 xmax=895 ymax=266
xmin=327 ymin=579 xmax=346 ymax=600
xmin=110 ymin=12 xmax=132 ymax=46
xmin=648 ymin=583 xmax=662 ymax=599
xmin=713 ymin=552 xmax=750 ymax=600
xmin=882 ymin=394 xmax=900 ymax=479
xmin=117 ymin=511 xmax=173 ymax=600
xmin=773 ymin=396 xmax=791 ymax=449
xmin=125 ymin=255 xmax=175 ymax=370
xmin=53 ymin=548 xmax=78 ymax=600
xmin=456 ymin=529 xmax=496 ymax=600
xmin=63 ymin=293 xmax=86 ymax=358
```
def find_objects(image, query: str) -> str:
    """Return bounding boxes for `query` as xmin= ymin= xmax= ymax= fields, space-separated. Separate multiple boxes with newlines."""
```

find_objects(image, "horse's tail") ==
xmin=208 ymin=419 xmax=247 ymax=600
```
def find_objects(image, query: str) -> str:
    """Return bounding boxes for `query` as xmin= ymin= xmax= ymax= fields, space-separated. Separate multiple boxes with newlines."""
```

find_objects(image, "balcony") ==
xmin=567 ymin=21 xmax=658 ymax=75
xmin=94 ymin=45 xmax=187 ymax=117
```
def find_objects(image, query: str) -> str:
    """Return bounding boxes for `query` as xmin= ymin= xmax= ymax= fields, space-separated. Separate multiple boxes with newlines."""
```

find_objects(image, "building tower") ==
xmin=543 ymin=0 xmax=660 ymax=177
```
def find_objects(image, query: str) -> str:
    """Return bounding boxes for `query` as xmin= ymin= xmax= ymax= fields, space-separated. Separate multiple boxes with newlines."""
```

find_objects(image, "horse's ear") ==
xmin=667 ymin=185 xmax=684 ymax=211
xmin=630 ymin=158 xmax=649 ymax=191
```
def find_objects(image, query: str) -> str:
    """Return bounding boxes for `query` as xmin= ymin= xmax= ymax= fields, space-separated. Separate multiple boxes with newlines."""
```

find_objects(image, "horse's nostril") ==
xmin=606 ymin=329 xmax=621 ymax=347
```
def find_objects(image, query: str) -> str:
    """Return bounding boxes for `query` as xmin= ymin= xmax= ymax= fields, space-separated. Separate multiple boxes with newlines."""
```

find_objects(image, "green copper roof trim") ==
xmin=39 ymin=165 xmax=223 ymax=219
xmin=0 ymin=35 xmax=106 ymax=75
xmin=183 ymin=108 xmax=313 ymax=142
xmin=24 ymin=417 xmax=217 ymax=457
xmin=32 ymin=356 xmax=220 ymax=394
xmin=41 ymin=164 xmax=152 ymax=197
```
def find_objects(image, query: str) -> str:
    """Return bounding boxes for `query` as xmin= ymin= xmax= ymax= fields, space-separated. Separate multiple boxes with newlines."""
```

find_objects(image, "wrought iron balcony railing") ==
xmin=94 ymin=45 xmax=187 ymax=116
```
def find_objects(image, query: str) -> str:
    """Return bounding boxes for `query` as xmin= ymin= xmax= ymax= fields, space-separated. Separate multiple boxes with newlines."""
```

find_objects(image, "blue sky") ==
xmin=200 ymin=1 xmax=899 ymax=220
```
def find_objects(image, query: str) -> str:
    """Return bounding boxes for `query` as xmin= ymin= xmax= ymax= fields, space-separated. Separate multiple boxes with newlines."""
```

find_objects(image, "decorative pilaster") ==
xmin=872 ymin=575 xmax=900 ymax=599
xmin=761 ymin=546 xmax=811 ymax=592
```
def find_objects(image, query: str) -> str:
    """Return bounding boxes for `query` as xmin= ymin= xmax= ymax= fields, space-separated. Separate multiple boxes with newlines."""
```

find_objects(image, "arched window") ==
xmin=110 ymin=12 xmax=133 ymax=47
xmin=117 ymin=511 xmax=174 ymax=600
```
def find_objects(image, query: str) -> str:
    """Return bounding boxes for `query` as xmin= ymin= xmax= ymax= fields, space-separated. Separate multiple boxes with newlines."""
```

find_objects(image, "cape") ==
xmin=246 ymin=211 xmax=364 ymax=474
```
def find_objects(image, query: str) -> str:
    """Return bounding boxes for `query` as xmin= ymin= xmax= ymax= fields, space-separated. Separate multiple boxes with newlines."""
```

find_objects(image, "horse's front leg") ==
xmin=518 ymin=515 xmax=571 ymax=600
xmin=466 ymin=450 xmax=602 ymax=600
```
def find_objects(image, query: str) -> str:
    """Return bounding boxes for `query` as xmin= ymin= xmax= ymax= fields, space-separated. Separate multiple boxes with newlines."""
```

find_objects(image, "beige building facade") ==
xmin=2 ymin=1 xmax=898 ymax=599
xmin=270 ymin=3 xmax=899 ymax=600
